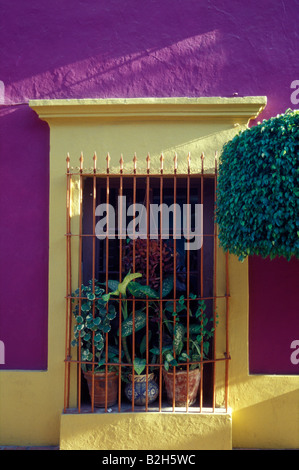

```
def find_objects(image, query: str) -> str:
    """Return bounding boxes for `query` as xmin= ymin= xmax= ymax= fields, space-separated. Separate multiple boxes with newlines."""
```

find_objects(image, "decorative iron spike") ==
xmin=146 ymin=153 xmax=150 ymax=172
xmin=93 ymin=152 xmax=97 ymax=173
xmin=160 ymin=153 xmax=164 ymax=172
xmin=120 ymin=154 xmax=124 ymax=172
xmin=187 ymin=152 xmax=191 ymax=171
xmin=66 ymin=153 xmax=70 ymax=172
xmin=106 ymin=152 xmax=110 ymax=171
xmin=133 ymin=152 xmax=137 ymax=172
xmin=201 ymin=152 xmax=204 ymax=173
xmin=79 ymin=152 xmax=84 ymax=172
xmin=174 ymin=153 xmax=178 ymax=171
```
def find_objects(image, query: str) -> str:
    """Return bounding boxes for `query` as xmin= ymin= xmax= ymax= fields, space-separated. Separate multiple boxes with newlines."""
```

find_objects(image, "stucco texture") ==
xmin=1 ymin=0 xmax=298 ymax=112
xmin=60 ymin=412 xmax=232 ymax=450
xmin=0 ymin=0 xmax=298 ymax=449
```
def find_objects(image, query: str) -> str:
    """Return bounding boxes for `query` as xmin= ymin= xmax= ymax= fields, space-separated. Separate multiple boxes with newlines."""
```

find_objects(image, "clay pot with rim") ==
xmin=124 ymin=372 xmax=159 ymax=406
xmin=84 ymin=370 xmax=118 ymax=407
xmin=163 ymin=368 xmax=201 ymax=407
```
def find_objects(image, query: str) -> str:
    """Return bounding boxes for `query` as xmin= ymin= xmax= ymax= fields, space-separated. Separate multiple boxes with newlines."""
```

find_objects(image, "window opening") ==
xmin=64 ymin=152 xmax=230 ymax=414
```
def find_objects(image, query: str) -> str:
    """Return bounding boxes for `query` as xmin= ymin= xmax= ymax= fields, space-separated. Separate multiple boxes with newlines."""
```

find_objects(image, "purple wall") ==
xmin=249 ymin=256 xmax=299 ymax=374
xmin=0 ymin=0 xmax=298 ymax=369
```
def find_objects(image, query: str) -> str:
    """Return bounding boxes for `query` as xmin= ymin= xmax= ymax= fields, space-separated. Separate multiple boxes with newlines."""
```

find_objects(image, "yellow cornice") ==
xmin=29 ymin=97 xmax=267 ymax=125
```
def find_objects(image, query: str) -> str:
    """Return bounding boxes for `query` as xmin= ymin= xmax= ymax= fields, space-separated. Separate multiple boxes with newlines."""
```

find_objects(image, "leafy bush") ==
xmin=216 ymin=109 xmax=299 ymax=261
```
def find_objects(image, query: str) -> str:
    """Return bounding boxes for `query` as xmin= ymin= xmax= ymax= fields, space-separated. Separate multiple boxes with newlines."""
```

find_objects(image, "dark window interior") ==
xmin=81 ymin=175 xmax=216 ymax=407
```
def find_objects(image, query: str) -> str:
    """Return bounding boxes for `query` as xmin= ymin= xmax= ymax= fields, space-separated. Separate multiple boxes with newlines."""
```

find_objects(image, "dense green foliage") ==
xmin=216 ymin=110 xmax=299 ymax=261
xmin=71 ymin=280 xmax=119 ymax=372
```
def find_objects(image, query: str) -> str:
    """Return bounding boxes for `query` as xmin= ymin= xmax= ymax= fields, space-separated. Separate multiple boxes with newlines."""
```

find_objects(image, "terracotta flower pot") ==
xmin=84 ymin=370 xmax=118 ymax=407
xmin=125 ymin=372 xmax=159 ymax=406
xmin=163 ymin=368 xmax=201 ymax=406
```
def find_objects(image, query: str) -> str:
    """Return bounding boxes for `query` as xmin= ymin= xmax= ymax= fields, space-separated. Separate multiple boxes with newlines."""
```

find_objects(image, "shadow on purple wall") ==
xmin=1 ymin=0 xmax=298 ymax=118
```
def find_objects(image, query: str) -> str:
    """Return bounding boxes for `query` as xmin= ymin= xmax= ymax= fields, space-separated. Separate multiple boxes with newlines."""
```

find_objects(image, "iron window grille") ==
xmin=64 ymin=152 xmax=230 ymax=413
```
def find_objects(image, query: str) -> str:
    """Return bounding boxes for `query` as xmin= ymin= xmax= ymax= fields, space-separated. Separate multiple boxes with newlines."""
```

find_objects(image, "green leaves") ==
xmin=71 ymin=279 xmax=118 ymax=370
xmin=119 ymin=311 xmax=147 ymax=337
xmin=118 ymin=272 xmax=142 ymax=296
xmin=102 ymin=272 xmax=143 ymax=301
xmin=81 ymin=303 xmax=91 ymax=313
xmin=173 ymin=323 xmax=185 ymax=355
xmin=94 ymin=332 xmax=103 ymax=344
xmin=165 ymin=295 xmax=187 ymax=316
xmin=161 ymin=277 xmax=174 ymax=298
xmin=72 ymin=275 xmax=217 ymax=378
xmin=133 ymin=357 xmax=147 ymax=375
xmin=150 ymin=297 xmax=216 ymax=371
xmin=126 ymin=276 xmax=174 ymax=300
xmin=216 ymin=110 xmax=299 ymax=261
xmin=127 ymin=282 xmax=159 ymax=299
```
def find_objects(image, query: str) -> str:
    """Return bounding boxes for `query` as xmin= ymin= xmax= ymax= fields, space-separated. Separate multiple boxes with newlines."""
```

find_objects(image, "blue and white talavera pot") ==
xmin=125 ymin=372 xmax=159 ymax=405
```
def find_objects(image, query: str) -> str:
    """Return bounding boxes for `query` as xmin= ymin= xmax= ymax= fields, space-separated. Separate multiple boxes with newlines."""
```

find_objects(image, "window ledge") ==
xmin=30 ymin=96 xmax=267 ymax=125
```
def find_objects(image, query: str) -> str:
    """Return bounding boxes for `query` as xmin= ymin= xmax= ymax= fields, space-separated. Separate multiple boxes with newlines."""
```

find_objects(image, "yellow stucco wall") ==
xmin=1 ymin=97 xmax=298 ymax=450
xmin=60 ymin=412 xmax=232 ymax=450
xmin=228 ymin=255 xmax=299 ymax=449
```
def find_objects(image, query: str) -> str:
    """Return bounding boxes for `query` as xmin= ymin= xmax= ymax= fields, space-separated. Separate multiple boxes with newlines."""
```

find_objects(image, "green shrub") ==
xmin=216 ymin=109 xmax=299 ymax=261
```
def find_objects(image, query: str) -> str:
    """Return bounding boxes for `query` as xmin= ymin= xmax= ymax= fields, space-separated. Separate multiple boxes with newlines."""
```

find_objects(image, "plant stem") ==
xmin=121 ymin=299 xmax=131 ymax=363
xmin=122 ymin=336 xmax=131 ymax=364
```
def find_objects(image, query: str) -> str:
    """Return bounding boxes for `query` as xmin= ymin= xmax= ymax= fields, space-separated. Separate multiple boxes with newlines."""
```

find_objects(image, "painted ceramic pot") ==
xmin=125 ymin=373 xmax=159 ymax=405
xmin=163 ymin=368 xmax=201 ymax=406
xmin=84 ymin=370 xmax=118 ymax=408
